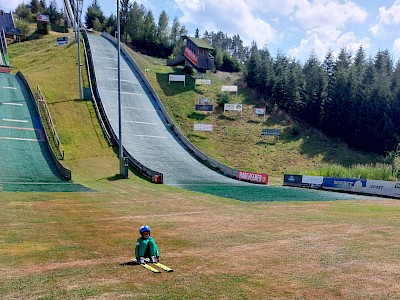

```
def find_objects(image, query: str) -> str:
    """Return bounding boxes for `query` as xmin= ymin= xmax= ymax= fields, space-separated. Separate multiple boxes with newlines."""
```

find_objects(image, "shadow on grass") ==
xmin=120 ymin=261 xmax=139 ymax=266
xmin=188 ymin=112 xmax=208 ymax=121
xmin=155 ymin=68 xmax=196 ymax=96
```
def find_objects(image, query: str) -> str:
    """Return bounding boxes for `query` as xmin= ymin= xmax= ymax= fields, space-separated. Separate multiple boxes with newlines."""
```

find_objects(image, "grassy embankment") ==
xmin=2 ymin=31 xmax=400 ymax=299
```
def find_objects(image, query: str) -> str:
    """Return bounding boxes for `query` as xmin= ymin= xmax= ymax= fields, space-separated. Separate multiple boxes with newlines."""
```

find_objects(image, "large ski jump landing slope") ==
xmin=87 ymin=34 xmax=369 ymax=201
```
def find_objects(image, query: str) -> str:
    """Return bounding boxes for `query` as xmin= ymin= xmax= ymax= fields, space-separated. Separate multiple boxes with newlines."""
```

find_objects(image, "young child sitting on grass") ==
xmin=135 ymin=225 xmax=160 ymax=264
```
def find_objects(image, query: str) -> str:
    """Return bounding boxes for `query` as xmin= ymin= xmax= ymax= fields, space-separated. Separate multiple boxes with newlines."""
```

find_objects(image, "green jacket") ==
xmin=135 ymin=236 xmax=160 ymax=259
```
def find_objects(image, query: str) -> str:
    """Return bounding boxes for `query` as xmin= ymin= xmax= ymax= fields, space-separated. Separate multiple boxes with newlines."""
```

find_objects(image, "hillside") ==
xmin=125 ymin=46 xmax=386 ymax=183
xmin=3 ymin=30 xmax=400 ymax=300
xmin=8 ymin=31 xmax=390 ymax=185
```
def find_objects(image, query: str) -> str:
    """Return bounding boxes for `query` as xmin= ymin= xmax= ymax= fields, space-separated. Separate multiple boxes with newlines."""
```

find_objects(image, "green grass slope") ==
xmin=2 ymin=32 xmax=400 ymax=300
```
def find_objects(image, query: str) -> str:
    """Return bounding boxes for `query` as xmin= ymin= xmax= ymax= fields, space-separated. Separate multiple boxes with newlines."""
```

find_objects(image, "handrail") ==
xmin=36 ymin=85 xmax=65 ymax=159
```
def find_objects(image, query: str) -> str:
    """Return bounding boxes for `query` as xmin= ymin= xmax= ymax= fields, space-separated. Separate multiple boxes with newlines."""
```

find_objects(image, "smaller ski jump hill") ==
xmin=0 ymin=72 xmax=90 ymax=192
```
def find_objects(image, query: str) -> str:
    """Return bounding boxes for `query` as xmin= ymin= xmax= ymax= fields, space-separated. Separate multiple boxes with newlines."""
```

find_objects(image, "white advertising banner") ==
xmin=195 ymin=79 xmax=212 ymax=85
xmin=302 ymin=176 xmax=323 ymax=185
xmin=254 ymin=108 xmax=266 ymax=115
xmin=221 ymin=85 xmax=238 ymax=92
xmin=364 ymin=180 xmax=400 ymax=198
xmin=224 ymin=103 xmax=243 ymax=112
xmin=169 ymin=74 xmax=185 ymax=86
xmin=194 ymin=124 xmax=213 ymax=131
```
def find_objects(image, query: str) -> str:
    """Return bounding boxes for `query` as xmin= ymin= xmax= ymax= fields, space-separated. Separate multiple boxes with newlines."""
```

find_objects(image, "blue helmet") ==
xmin=139 ymin=225 xmax=151 ymax=235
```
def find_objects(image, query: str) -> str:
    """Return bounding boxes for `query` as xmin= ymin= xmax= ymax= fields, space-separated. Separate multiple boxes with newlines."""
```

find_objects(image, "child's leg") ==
xmin=138 ymin=239 xmax=150 ymax=258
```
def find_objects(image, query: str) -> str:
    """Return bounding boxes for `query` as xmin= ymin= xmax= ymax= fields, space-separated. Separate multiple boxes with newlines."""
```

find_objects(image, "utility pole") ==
xmin=117 ymin=0 xmax=124 ymax=176
xmin=76 ymin=0 xmax=83 ymax=100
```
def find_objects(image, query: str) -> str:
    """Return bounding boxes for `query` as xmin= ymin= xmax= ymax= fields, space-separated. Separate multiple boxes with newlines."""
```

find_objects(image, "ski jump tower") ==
xmin=0 ymin=9 xmax=21 ymax=73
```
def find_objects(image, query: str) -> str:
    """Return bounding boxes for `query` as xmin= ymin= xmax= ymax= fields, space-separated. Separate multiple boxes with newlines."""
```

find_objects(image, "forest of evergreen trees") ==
xmin=245 ymin=45 xmax=400 ymax=153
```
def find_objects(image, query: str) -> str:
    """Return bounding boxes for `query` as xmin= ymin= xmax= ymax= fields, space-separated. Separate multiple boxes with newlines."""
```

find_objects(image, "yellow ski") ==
xmin=154 ymin=262 xmax=173 ymax=272
xmin=141 ymin=263 xmax=161 ymax=273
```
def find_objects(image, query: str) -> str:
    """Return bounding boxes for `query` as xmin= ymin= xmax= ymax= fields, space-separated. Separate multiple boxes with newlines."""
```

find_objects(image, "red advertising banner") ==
xmin=238 ymin=171 xmax=268 ymax=185
xmin=184 ymin=47 xmax=198 ymax=66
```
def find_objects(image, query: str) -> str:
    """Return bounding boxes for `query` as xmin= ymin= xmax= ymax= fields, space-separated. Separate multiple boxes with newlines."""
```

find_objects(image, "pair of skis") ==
xmin=132 ymin=259 xmax=173 ymax=273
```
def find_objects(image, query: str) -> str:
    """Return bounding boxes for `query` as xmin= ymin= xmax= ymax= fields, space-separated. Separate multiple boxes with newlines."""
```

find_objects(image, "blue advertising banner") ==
xmin=323 ymin=177 xmax=367 ymax=190
xmin=283 ymin=174 xmax=303 ymax=186
xmin=195 ymin=104 xmax=213 ymax=111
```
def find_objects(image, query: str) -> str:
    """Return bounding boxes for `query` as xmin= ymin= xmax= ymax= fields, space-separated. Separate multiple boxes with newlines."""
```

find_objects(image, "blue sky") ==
xmin=3 ymin=0 xmax=400 ymax=63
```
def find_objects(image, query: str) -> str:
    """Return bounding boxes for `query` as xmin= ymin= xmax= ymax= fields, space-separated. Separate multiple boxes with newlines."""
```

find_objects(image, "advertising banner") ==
xmin=254 ymin=108 xmax=266 ymax=115
xmin=184 ymin=47 xmax=198 ymax=65
xmin=364 ymin=180 xmax=400 ymax=198
xmin=322 ymin=177 xmax=367 ymax=191
xmin=194 ymin=124 xmax=213 ymax=131
xmin=198 ymin=97 xmax=212 ymax=105
xmin=195 ymin=104 xmax=213 ymax=111
xmin=302 ymin=175 xmax=323 ymax=188
xmin=37 ymin=14 xmax=50 ymax=22
xmin=283 ymin=174 xmax=303 ymax=186
xmin=169 ymin=74 xmax=185 ymax=86
xmin=221 ymin=85 xmax=238 ymax=92
xmin=224 ymin=103 xmax=242 ymax=112
xmin=261 ymin=129 xmax=281 ymax=136
xmin=195 ymin=79 xmax=212 ymax=85
xmin=56 ymin=36 xmax=68 ymax=46
xmin=238 ymin=171 xmax=268 ymax=184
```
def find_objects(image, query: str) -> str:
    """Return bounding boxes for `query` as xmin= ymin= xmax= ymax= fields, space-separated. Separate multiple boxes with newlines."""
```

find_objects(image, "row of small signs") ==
xmin=284 ymin=174 xmax=400 ymax=198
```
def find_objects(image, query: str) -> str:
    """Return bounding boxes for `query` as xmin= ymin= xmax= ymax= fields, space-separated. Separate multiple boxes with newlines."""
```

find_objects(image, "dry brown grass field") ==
xmin=1 ymin=31 xmax=400 ymax=299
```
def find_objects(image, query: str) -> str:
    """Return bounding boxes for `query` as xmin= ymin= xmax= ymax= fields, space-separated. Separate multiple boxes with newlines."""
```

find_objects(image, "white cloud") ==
xmin=246 ymin=0 xmax=300 ymax=16
xmin=288 ymin=26 xmax=370 ymax=62
xmin=370 ymin=0 xmax=400 ymax=37
xmin=174 ymin=0 xmax=278 ymax=46
xmin=0 ymin=0 xmax=25 ymax=12
xmin=295 ymin=0 xmax=367 ymax=30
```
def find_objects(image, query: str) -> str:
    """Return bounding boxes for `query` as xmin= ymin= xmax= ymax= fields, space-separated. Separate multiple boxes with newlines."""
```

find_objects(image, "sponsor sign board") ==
xmin=224 ymin=103 xmax=243 ymax=112
xmin=364 ymin=180 xmax=400 ymax=198
xmin=322 ymin=177 xmax=367 ymax=191
xmin=169 ymin=74 xmax=185 ymax=86
xmin=302 ymin=175 xmax=323 ymax=188
xmin=184 ymin=47 xmax=198 ymax=65
xmin=198 ymin=97 xmax=212 ymax=105
xmin=254 ymin=108 xmax=266 ymax=115
xmin=194 ymin=124 xmax=213 ymax=131
xmin=37 ymin=14 xmax=50 ymax=23
xmin=195 ymin=104 xmax=213 ymax=111
xmin=261 ymin=129 xmax=281 ymax=136
xmin=56 ymin=36 xmax=68 ymax=46
xmin=238 ymin=171 xmax=268 ymax=185
xmin=221 ymin=85 xmax=238 ymax=92
xmin=283 ymin=174 xmax=302 ymax=186
xmin=195 ymin=79 xmax=212 ymax=85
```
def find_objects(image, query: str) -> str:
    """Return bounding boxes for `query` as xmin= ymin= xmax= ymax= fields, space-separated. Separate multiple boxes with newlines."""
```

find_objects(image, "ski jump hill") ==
xmin=84 ymin=33 xmax=366 ymax=202
xmin=0 ymin=72 xmax=89 ymax=192
xmin=85 ymin=33 xmax=242 ymax=187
